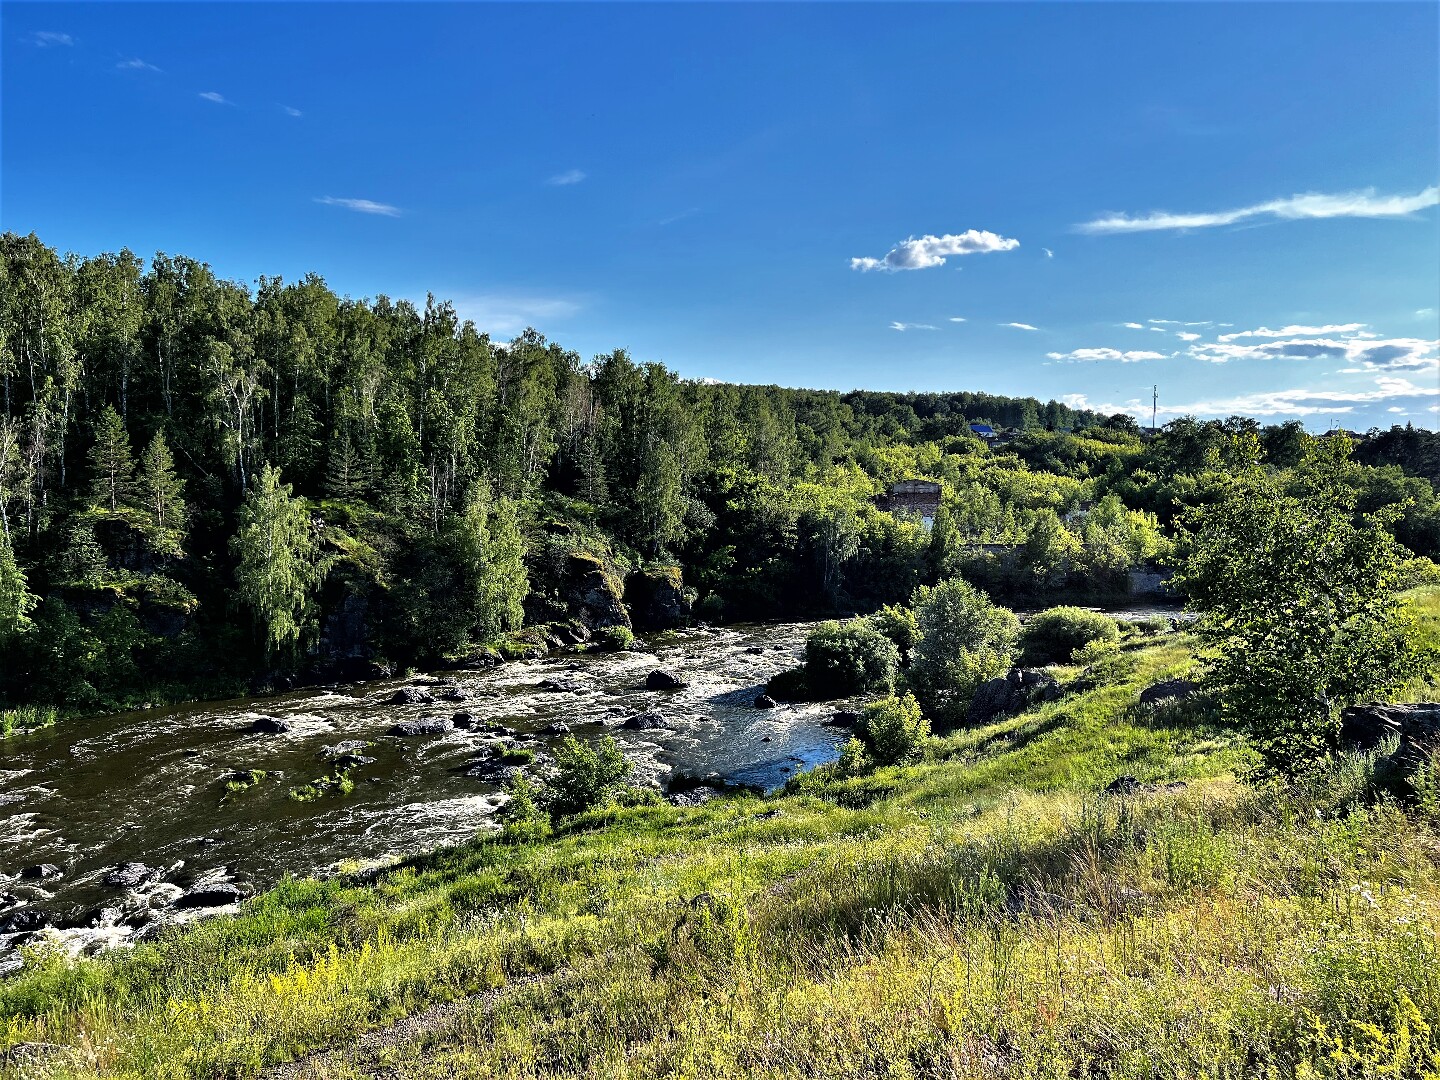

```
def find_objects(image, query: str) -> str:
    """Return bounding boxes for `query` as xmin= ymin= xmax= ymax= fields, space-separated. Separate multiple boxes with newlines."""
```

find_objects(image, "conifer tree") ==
xmin=88 ymin=405 xmax=135 ymax=512
xmin=137 ymin=430 xmax=187 ymax=556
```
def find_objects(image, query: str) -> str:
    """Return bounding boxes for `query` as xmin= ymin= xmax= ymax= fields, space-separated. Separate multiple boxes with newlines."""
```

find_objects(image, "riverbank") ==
xmin=3 ymin=596 xmax=1438 ymax=1078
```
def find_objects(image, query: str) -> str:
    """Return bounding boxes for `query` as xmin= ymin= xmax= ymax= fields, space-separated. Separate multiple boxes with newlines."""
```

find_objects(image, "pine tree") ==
xmin=88 ymin=405 xmax=135 ymax=512
xmin=137 ymin=430 xmax=187 ymax=556
xmin=323 ymin=427 xmax=374 ymax=501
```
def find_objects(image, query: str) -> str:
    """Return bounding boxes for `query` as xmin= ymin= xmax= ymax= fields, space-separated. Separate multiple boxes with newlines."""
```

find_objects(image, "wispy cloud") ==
xmin=1001 ymin=322 xmax=1040 ymax=331
xmin=1046 ymin=348 xmax=1169 ymax=363
xmin=1176 ymin=331 xmax=1202 ymax=342
xmin=948 ymin=317 xmax=967 ymax=323
xmin=1076 ymin=184 xmax=1439 ymax=235
xmin=1042 ymin=248 xmax=1054 ymax=259
xmin=851 ymin=229 xmax=1019 ymax=272
xmin=30 ymin=30 xmax=73 ymax=46
xmin=282 ymin=105 xmax=303 ymax=117
xmin=315 ymin=196 xmax=402 ymax=217
xmin=198 ymin=91 xmax=233 ymax=105
xmin=889 ymin=321 xmax=938 ymax=332
xmin=1163 ymin=376 xmax=1438 ymax=417
xmin=546 ymin=169 xmax=587 ymax=186
xmin=1218 ymin=323 xmax=1365 ymax=342
xmin=1189 ymin=335 xmax=1438 ymax=372
xmin=1418 ymin=308 xmax=1436 ymax=318
xmin=447 ymin=293 xmax=582 ymax=338
xmin=117 ymin=57 xmax=160 ymax=72
xmin=1148 ymin=319 xmax=1213 ymax=326
xmin=1121 ymin=322 xmax=1145 ymax=330
xmin=658 ymin=207 xmax=699 ymax=226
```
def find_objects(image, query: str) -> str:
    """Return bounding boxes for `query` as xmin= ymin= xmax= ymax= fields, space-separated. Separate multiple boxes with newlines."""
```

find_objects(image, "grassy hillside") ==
xmin=3 ymin=600 xmax=1439 ymax=1078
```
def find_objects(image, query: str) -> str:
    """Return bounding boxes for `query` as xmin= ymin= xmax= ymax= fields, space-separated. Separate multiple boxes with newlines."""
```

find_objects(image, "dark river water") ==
xmin=0 ymin=622 xmax=850 ymax=970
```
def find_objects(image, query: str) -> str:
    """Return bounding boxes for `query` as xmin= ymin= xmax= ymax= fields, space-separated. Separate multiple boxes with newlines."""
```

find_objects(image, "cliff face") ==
xmin=626 ymin=565 xmax=693 ymax=630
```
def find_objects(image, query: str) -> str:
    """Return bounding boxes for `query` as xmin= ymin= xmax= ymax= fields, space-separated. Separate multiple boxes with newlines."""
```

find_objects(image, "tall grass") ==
xmin=1 ymin=605 xmax=1437 ymax=1078
xmin=0 ymin=704 xmax=58 ymax=739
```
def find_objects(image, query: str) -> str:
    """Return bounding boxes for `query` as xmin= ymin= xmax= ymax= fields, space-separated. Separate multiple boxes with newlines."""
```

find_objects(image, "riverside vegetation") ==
xmin=3 ymin=234 xmax=1440 ymax=1077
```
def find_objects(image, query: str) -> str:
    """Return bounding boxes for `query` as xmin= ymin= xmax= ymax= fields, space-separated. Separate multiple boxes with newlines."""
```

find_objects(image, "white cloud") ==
xmin=948 ymin=317 xmax=967 ymax=323
xmin=1388 ymin=407 xmax=1407 ymax=414
xmin=1122 ymin=322 xmax=1145 ymax=330
xmin=1148 ymin=319 xmax=1212 ymax=326
xmin=315 ymin=196 xmax=402 ymax=217
xmin=1176 ymin=331 xmax=1202 ymax=341
xmin=546 ymin=169 xmax=587 ymax=186
xmin=1189 ymin=335 xmax=1438 ymax=371
xmin=890 ymin=322 xmax=938 ymax=332
xmin=198 ymin=91 xmax=233 ymax=105
xmin=1163 ymin=376 xmax=1437 ymax=417
xmin=1417 ymin=308 xmax=1436 ymax=317
xmin=31 ymin=30 xmax=72 ymax=46
xmin=1002 ymin=322 xmax=1040 ymax=331
xmin=1076 ymin=184 xmax=1439 ymax=234
xmin=447 ymin=293 xmax=582 ymax=338
xmin=1043 ymin=248 xmax=1054 ymax=258
xmin=1046 ymin=348 xmax=1169 ymax=363
xmin=851 ymin=229 xmax=1020 ymax=272
xmin=1217 ymin=323 xmax=1366 ymax=342
xmin=1149 ymin=327 xmax=1167 ymax=332
xmin=117 ymin=58 xmax=160 ymax=72
xmin=282 ymin=105 xmax=303 ymax=117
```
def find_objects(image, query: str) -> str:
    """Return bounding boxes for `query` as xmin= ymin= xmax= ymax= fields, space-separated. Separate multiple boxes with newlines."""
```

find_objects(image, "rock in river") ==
xmin=19 ymin=864 xmax=62 ymax=882
xmin=104 ymin=862 xmax=158 ymax=889
xmin=175 ymin=883 xmax=246 ymax=909
xmin=754 ymin=693 xmax=777 ymax=709
xmin=248 ymin=715 xmax=292 ymax=734
xmin=387 ymin=717 xmax=454 ymax=737
xmin=645 ymin=669 xmax=687 ymax=691
xmin=387 ymin=687 xmax=436 ymax=706
xmin=623 ymin=711 xmax=670 ymax=731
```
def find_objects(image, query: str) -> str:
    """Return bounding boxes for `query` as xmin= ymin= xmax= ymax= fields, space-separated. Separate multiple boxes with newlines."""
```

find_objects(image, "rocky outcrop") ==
xmin=563 ymin=553 xmax=631 ymax=630
xmin=103 ymin=862 xmax=159 ymax=889
xmin=1340 ymin=702 xmax=1440 ymax=763
xmin=174 ymin=883 xmax=245 ymax=909
xmin=19 ymin=864 xmax=62 ymax=881
xmin=967 ymin=668 xmax=1062 ymax=725
xmin=626 ymin=565 xmax=693 ymax=630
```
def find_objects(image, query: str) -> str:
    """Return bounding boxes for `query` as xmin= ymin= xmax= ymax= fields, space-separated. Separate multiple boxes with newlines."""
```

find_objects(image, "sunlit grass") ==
xmin=2 ymin=596 xmax=1438 ymax=1078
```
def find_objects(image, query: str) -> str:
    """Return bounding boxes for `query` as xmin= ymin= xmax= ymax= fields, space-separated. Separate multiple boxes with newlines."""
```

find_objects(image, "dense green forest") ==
xmin=1 ymin=231 xmax=1438 ymax=714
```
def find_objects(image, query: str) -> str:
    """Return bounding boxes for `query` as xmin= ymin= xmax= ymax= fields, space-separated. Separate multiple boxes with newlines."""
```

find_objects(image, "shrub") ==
xmin=867 ymin=604 xmax=918 ymax=655
xmin=1020 ymin=606 xmax=1121 ymax=665
xmin=859 ymin=693 xmax=930 ymax=766
xmin=908 ymin=578 xmax=1020 ymax=726
xmin=543 ymin=734 xmax=633 ymax=816
xmin=801 ymin=620 xmax=899 ymax=698
xmin=765 ymin=666 xmax=811 ymax=702
xmin=497 ymin=746 xmax=535 ymax=766
xmin=593 ymin=625 xmax=635 ymax=651
xmin=498 ymin=773 xmax=552 ymax=842
xmin=1134 ymin=614 xmax=1172 ymax=635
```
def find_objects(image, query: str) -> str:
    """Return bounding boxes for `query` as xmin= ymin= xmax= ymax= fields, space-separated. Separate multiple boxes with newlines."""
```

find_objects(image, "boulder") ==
xmin=623 ymin=711 xmax=670 ymax=731
xmin=540 ymin=721 xmax=572 ymax=735
xmin=439 ymin=689 xmax=468 ymax=703
xmin=626 ymin=565 xmax=694 ymax=630
xmin=646 ymin=669 xmax=687 ymax=691
xmin=967 ymin=668 xmax=1062 ymax=725
xmin=450 ymin=711 xmax=481 ymax=729
xmin=1139 ymin=679 xmax=1199 ymax=707
xmin=387 ymin=687 xmax=436 ymax=706
xmin=387 ymin=718 xmax=453 ymax=737
xmin=828 ymin=710 xmax=862 ymax=727
xmin=174 ymin=883 xmax=245 ymax=909
xmin=104 ymin=862 xmax=158 ymax=889
xmin=1105 ymin=775 xmax=1142 ymax=795
xmin=0 ymin=907 xmax=51 ymax=933
xmin=247 ymin=715 xmax=292 ymax=734
xmin=19 ymin=864 xmax=62 ymax=882
xmin=754 ymin=693 xmax=777 ymax=709
xmin=443 ymin=647 xmax=503 ymax=670
xmin=538 ymin=678 xmax=581 ymax=693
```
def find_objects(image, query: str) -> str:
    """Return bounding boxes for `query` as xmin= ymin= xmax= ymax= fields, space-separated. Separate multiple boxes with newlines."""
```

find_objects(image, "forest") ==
xmin=1 ymin=230 xmax=1439 ymax=715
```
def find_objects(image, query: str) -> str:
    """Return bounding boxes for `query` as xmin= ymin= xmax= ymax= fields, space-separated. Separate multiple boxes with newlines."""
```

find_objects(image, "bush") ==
xmin=801 ymin=620 xmax=900 ymax=698
xmin=765 ymin=666 xmax=811 ymax=702
xmin=867 ymin=604 xmax=918 ymax=655
xmin=498 ymin=773 xmax=552 ymax=842
xmin=593 ymin=625 xmax=635 ymax=651
xmin=859 ymin=693 xmax=930 ymax=766
xmin=543 ymin=734 xmax=633 ymax=816
xmin=1134 ymin=614 xmax=1172 ymax=635
xmin=908 ymin=578 xmax=1020 ymax=726
xmin=497 ymin=746 xmax=535 ymax=766
xmin=1020 ymin=606 xmax=1121 ymax=665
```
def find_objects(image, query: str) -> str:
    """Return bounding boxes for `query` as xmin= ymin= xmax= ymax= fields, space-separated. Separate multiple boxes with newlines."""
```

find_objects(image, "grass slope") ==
xmin=3 ymin=606 xmax=1439 ymax=1079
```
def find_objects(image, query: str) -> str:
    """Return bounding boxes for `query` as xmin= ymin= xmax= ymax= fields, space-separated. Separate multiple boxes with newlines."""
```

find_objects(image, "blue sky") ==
xmin=4 ymin=2 xmax=1437 ymax=429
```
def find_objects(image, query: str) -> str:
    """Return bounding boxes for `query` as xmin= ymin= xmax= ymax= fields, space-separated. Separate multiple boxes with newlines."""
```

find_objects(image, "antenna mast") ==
xmin=1151 ymin=385 xmax=1158 ymax=433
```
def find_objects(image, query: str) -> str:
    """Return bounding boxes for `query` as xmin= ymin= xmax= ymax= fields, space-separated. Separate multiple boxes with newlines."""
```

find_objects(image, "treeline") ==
xmin=1 ymin=231 xmax=1437 ymax=713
